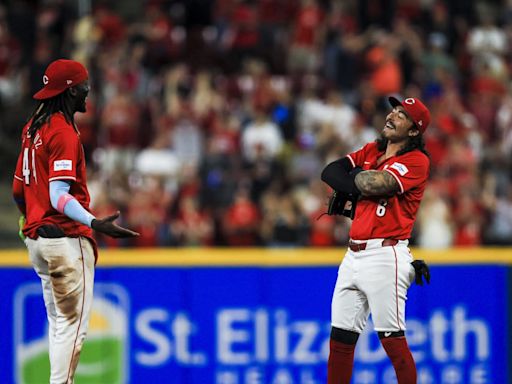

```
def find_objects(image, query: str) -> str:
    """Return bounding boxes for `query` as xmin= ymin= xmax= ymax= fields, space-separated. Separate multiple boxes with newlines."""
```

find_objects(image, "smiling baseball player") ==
xmin=12 ymin=59 xmax=138 ymax=384
xmin=321 ymin=96 xmax=431 ymax=383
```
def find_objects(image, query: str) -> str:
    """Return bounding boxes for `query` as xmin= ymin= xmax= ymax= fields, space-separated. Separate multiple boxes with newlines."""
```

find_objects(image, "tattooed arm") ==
xmin=354 ymin=170 xmax=400 ymax=197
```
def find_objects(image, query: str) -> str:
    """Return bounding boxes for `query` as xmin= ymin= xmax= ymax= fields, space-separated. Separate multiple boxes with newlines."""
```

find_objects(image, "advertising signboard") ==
xmin=0 ymin=265 xmax=509 ymax=383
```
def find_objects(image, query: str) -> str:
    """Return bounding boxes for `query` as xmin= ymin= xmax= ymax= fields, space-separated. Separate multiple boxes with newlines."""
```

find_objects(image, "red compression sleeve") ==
xmin=381 ymin=337 xmax=417 ymax=384
xmin=327 ymin=339 xmax=356 ymax=384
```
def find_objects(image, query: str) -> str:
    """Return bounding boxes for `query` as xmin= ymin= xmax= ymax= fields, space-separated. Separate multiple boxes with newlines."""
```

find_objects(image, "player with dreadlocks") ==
xmin=12 ymin=59 xmax=138 ymax=384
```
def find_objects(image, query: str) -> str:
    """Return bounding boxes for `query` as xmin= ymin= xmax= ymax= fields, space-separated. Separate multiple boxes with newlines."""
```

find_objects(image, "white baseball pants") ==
xmin=331 ymin=239 xmax=416 ymax=333
xmin=25 ymin=236 xmax=95 ymax=384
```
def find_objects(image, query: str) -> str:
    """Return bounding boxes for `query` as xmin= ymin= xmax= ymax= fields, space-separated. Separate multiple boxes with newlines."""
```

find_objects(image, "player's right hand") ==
xmin=91 ymin=211 xmax=140 ymax=238
xmin=18 ymin=215 xmax=26 ymax=242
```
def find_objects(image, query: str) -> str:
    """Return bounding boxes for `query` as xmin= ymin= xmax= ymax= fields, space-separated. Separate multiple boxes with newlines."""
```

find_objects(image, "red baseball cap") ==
xmin=389 ymin=96 xmax=431 ymax=134
xmin=33 ymin=59 xmax=88 ymax=100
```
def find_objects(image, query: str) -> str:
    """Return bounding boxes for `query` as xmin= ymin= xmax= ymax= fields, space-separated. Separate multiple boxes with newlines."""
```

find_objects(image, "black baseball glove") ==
xmin=411 ymin=260 xmax=431 ymax=286
xmin=327 ymin=191 xmax=346 ymax=215
xmin=326 ymin=191 xmax=358 ymax=219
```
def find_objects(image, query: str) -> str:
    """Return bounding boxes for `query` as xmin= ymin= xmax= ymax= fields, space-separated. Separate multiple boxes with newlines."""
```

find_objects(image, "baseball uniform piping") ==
xmin=66 ymin=237 xmax=86 ymax=383
xmin=392 ymin=246 xmax=401 ymax=330
xmin=49 ymin=176 xmax=77 ymax=182
xmin=347 ymin=155 xmax=356 ymax=168
xmin=385 ymin=169 xmax=404 ymax=194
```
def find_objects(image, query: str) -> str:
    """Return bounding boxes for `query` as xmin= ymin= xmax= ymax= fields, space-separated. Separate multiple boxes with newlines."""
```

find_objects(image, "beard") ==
xmin=78 ymin=101 xmax=87 ymax=113
xmin=75 ymin=96 xmax=87 ymax=113
xmin=381 ymin=127 xmax=405 ymax=143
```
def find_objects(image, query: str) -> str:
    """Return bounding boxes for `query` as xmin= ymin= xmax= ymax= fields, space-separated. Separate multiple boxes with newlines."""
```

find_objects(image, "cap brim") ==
xmin=388 ymin=96 xmax=402 ymax=108
xmin=388 ymin=96 xmax=415 ymax=122
xmin=33 ymin=87 xmax=65 ymax=100
xmin=388 ymin=96 xmax=416 ymax=118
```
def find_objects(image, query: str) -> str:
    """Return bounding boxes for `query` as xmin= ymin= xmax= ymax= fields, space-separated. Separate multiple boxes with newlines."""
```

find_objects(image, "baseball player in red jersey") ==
xmin=321 ymin=96 xmax=432 ymax=384
xmin=12 ymin=59 xmax=138 ymax=384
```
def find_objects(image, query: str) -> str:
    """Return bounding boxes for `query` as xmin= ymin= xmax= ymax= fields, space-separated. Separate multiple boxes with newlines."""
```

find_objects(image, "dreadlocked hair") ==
xmin=376 ymin=133 xmax=430 ymax=158
xmin=27 ymin=91 xmax=75 ymax=139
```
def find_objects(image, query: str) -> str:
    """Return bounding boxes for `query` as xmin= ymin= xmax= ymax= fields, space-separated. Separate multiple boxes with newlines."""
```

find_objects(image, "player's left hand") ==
xmin=18 ymin=215 xmax=26 ymax=242
xmin=411 ymin=259 xmax=430 ymax=286
xmin=92 ymin=212 xmax=140 ymax=238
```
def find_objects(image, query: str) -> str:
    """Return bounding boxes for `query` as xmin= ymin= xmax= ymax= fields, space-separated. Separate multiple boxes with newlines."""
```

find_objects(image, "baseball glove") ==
xmin=326 ymin=191 xmax=358 ymax=219
xmin=327 ymin=191 xmax=347 ymax=215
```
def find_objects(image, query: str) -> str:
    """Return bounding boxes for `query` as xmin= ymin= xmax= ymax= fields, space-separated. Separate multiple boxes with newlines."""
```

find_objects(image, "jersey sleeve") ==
xmin=14 ymin=126 xmax=27 ymax=182
xmin=47 ymin=126 xmax=80 ymax=182
xmin=14 ymin=150 xmax=24 ymax=182
xmin=384 ymin=151 xmax=430 ymax=194
xmin=346 ymin=143 xmax=374 ymax=168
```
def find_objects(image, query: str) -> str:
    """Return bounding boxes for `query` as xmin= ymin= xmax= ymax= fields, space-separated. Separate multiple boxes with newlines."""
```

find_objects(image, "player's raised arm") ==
xmin=354 ymin=170 xmax=400 ymax=196
xmin=322 ymin=158 xmax=402 ymax=198
xmin=321 ymin=157 xmax=360 ymax=196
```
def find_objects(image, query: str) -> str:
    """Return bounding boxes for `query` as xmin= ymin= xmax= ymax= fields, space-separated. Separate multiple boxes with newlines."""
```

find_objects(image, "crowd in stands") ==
xmin=1 ymin=0 xmax=512 ymax=248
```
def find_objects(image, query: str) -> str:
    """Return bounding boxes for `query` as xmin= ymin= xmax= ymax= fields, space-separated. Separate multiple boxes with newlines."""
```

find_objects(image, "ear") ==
xmin=408 ymin=127 xmax=420 ymax=137
xmin=68 ymin=87 xmax=78 ymax=97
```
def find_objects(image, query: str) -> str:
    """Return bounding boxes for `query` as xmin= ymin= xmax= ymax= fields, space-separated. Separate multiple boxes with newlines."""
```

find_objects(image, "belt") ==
xmin=348 ymin=239 xmax=399 ymax=252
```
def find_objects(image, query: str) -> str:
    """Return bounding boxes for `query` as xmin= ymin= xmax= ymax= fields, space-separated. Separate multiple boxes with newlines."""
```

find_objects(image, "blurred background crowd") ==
xmin=1 ymin=0 xmax=511 ymax=248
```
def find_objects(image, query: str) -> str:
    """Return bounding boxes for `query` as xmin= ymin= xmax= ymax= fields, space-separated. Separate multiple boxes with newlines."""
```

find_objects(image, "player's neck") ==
xmin=384 ymin=141 xmax=405 ymax=158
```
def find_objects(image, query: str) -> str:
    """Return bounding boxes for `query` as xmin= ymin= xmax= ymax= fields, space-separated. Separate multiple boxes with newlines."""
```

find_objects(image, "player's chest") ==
xmin=27 ymin=143 xmax=86 ymax=172
xmin=361 ymin=152 xmax=395 ymax=171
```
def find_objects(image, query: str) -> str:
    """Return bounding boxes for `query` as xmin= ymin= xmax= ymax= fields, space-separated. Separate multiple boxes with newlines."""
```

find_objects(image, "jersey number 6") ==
xmin=376 ymin=198 xmax=388 ymax=217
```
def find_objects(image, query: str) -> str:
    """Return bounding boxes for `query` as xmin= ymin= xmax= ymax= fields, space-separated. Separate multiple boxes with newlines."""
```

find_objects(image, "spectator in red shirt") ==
xmin=171 ymin=195 xmax=214 ymax=246
xmin=99 ymin=92 xmax=142 ymax=176
xmin=222 ymin=186 xmax=261 ymax=246
xmin=287 ymin=0 xmax=325 ymax=73
xmin=453 ymin=193 xmax=482 ymax=246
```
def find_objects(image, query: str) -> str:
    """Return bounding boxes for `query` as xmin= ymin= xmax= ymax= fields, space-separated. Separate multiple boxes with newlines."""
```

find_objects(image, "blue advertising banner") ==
xmin=0 ymin=265 xmax=509 ymax=384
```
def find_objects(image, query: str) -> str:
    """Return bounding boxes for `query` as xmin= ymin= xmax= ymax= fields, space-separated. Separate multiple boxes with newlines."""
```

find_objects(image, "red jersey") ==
xmin=347 ymin=142 xmax=430 ymax=240
xmin=293 ymin=5 xmax=324 ymax=47
xmin=14 ymin=113 xmax=94 ymax=241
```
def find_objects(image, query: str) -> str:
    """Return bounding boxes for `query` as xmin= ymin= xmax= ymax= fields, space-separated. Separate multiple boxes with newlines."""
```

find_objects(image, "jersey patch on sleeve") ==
xmin=390 ymin=162 xmax=409 ymax=176
xmin=53 ymin=159 xmax=73 ymax=171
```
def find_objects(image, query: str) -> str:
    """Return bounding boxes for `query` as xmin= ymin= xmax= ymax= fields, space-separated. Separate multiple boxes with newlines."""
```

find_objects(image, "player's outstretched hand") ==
xmin=92 ymin=212 xmax=139 ymax=238
xmin=411 ymin=259 xmax=430 ymax=286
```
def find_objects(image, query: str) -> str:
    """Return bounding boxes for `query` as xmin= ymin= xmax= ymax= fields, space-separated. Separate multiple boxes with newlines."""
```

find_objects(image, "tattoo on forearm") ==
xmin=355 ymin=170 xmax=399 ymax=196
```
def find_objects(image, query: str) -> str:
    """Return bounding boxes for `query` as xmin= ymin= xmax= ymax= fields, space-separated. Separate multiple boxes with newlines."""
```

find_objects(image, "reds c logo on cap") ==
xmin=33 ymin=59 xmax=88 ymax=100
xmin=388 ymin=96 xmax=431 ymax=134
